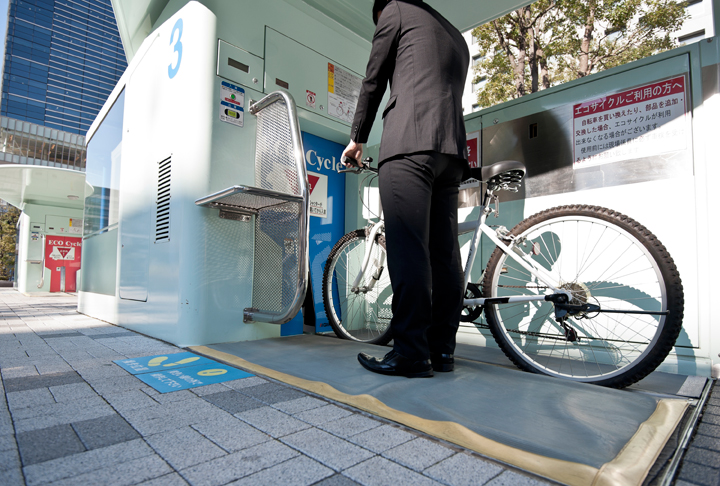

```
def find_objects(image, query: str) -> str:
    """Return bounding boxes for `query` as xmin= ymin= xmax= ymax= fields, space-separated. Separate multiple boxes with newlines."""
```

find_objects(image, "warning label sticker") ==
xmin=68 ymin=218 xmax=82 ymax=234
xmin=328 ymin=63 xmax=361 ymax=124
xmin=308 ymin=171 xmax=328 ymax=218
xmin=220 ymin=81 xmax=244 ymax=127
xmin=306 ymin=90 xmax=316 ymax=109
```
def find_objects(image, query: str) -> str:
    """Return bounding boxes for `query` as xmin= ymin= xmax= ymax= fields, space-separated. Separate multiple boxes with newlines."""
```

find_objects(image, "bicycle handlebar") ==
xmin=340 ymin=156 xmax=377 ymax=174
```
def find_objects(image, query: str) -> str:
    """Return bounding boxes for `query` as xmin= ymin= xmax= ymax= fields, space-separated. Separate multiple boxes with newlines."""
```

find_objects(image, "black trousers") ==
xmin=378 ymin=151 xmax=466 ymax=361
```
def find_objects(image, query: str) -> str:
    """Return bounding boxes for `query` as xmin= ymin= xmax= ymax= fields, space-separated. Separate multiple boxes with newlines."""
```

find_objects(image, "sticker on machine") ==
xmin=572 ymin=75 xmax=688 ymax=170
xmin=306 ymin=90 xmax=316 ymax=109
xmin=307 ymin=171 xmax=328 ymax=218
xmin=220 ymin=81 xmax=244 ymax=127
xmin=327 ymin=62 xmax=361 ymax=123
xmin=68 ymin=218 xmax=82 ymax=234
xmin=49 ymin=246 xmax=75 ymax=261
xmin=466 ymin=131 xmax=480 ymax=168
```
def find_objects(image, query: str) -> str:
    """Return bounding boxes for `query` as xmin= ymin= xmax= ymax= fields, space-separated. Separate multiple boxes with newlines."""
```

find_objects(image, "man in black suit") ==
xmin=342 ymin=0 xmax=470 ymax=377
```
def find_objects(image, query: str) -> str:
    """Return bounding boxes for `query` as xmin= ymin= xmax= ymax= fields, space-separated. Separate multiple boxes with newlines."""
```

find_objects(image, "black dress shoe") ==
xmin=430 ymin=353 xmax=454 ymax=372
xmin=357 ymin=350 xmax=434 ymax=378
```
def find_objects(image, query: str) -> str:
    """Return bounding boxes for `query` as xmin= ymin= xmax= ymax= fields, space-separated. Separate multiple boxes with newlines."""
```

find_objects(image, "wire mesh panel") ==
xmin=252 ymin=202 xmax=301 ymax=313
xmin=255 ymin=100 xmax=301 ymax=196
xmin=196 ymin=91 xmax=308 ymax=325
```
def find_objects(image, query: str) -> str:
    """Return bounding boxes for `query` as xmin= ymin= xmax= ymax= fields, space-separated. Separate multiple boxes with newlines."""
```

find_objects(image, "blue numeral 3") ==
xmin=168 ymin=18 xmax=183 ymax=79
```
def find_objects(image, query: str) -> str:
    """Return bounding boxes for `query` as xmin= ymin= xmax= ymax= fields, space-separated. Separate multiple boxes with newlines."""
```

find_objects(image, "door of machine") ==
xmin=284 ymin=132 xmax=346 ymax=335
xmin=44 ymin=235 xmax=82 ymax=292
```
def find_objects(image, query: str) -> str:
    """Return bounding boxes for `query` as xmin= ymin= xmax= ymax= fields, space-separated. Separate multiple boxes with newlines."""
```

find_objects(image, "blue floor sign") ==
xmin=114 ymin=352 xmax=253 ymax=393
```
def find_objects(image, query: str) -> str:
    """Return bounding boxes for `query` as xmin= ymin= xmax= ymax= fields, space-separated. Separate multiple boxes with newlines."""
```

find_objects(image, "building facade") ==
xmin=1 ymin=115 xmax=86 ymax=170
xmin=0 ymin=0 xmax=126 ymax=141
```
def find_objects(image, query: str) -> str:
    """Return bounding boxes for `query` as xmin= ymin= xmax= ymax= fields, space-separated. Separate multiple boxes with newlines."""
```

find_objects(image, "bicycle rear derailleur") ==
xmin=546 ymin=293 xmax=602 ymax=342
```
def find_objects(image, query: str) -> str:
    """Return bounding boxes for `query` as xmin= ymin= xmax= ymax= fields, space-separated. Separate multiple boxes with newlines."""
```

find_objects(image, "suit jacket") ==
xmin=350 ymin=0 xmax=470 ymax=164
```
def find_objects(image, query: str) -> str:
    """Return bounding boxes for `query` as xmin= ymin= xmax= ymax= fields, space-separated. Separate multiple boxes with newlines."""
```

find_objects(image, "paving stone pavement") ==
xmin=0 ymin=290 xmax=555 ymax=486
xmin=675 ymin=381 xmax=720 ymax=486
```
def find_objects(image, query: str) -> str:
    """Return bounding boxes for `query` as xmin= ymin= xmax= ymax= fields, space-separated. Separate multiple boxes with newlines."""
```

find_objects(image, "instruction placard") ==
xmin=115 ymin=352 xmax=218 ymax=375
xmin=573 ymin=75 xmax=688 ymax=170
xmin=114 ymin=352 xmax=254 ymax=393
xmin=328 ymin=63 xmax=362 ymax=123
xmin=69 ymin=218 xmax=82 ymax=234
xmin=307 ymin=171 xmax=328 ymax=218
xmin=220 ymin=81 xmax=244 ymax=127
xmin=136 ymin=363 xmax=253 ymax=393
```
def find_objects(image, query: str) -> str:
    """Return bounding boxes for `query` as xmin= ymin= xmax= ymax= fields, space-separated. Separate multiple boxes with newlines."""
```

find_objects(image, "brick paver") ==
xmin=676 ymin=381 xmax=720 ymax=486
xmin=0 ymin=289 xmax=551 ymax=486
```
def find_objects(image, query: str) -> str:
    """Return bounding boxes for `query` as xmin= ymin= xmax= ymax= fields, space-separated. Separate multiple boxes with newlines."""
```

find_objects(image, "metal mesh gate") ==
xmin=195 ymin=91 xmax=308 ymax=324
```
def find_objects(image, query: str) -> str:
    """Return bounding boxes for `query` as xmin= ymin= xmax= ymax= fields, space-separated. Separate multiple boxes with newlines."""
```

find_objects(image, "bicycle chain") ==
xmin=473 ymin=321 xmax=568 ymax=341
xmin=476 ymin=285 xmax=567 ymax=341
xmin=498 ymin=285 xmax=550 ymax=289
xmin=470 ymin=285 xmax=572 ymax=340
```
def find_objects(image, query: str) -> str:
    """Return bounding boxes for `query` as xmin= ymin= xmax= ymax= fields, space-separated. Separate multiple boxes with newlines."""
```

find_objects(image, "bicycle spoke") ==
xmin=483 ymin=208 xmax=680 ymax=386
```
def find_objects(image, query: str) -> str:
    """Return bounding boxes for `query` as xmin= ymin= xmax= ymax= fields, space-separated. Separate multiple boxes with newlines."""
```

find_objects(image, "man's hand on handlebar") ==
xmin=342 ymin=140 xmax=363 ymax=168
xmin=339 ymin=156 xmax=375 ymax=173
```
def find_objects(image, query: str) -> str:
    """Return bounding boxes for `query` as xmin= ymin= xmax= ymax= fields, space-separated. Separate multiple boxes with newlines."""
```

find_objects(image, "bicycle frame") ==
xmin=351 ymin=186 xmax=571 ymax=309
xmin=351 ymin=220 xmax=387 ymax=292
xmin=461 ymin=198 xmax=568 ymax=308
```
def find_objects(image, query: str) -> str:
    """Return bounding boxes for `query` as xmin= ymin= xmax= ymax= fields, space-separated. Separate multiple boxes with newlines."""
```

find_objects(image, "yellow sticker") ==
xmin=328 ymin=62 xmax=335 ymax=94
xmin=197 ymin=369 xmax=228 ymax=377
xmin=148 ymin=357 xmax=168 ymax=367
xmin=163 ymin=357 xmax=200 ymax=367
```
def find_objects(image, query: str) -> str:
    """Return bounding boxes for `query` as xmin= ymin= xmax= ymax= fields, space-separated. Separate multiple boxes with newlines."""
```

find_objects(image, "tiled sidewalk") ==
xmin=0 ymin=289 xmax=552 ymax=486
xmin=675 ymin=384 xmax=720 ymax=486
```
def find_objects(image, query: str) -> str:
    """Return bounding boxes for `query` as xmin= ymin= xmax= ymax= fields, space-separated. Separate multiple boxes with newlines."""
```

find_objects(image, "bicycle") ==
xmin=321 ymin=156 xmax=684 ymax=388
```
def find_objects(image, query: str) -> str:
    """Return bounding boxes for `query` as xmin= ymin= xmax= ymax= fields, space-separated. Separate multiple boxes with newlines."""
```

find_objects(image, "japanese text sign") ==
xmin=572 ymin=75 xmax=688 ymax=169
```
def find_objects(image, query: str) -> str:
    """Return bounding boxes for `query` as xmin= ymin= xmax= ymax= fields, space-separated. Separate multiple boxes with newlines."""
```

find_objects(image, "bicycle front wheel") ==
xmin=322 ymin=229 xmax=393 ymax=345
xmin=483 ymin=205 xmax=684 ymax=388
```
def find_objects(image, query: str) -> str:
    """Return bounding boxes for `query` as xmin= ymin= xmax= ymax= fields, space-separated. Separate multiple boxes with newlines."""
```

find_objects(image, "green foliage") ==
xmin=471 ymin=0 xmax=687 ymax=108
xmin=0 ymin=206 xmax=21 ymax=281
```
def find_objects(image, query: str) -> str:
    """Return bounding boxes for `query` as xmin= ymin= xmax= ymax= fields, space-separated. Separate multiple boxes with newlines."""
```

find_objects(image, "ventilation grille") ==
xmin=156 ymin=157 xmax=171 ymax=243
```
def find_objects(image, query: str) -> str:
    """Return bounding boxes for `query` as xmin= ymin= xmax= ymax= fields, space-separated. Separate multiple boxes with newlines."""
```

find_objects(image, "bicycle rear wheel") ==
xmin=483 ymin=205 xmax=684 ymax=388
xmin=322 ymin=229 xmax=393 ymax=345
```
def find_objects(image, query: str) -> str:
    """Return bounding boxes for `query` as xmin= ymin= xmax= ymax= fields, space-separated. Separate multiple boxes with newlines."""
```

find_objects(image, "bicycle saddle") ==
xmin=469 ymin=160 xmax=526 ymax=186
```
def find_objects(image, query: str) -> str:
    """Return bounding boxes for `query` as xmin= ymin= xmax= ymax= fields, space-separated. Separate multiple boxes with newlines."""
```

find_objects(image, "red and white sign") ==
xmin=466 ymin=131 xmax=480 ymax=168
xmin=306 ymin=90 xmax=316 ymax=109
xmin=307 ymin=171 xmax=328 ymax=218
xmin=44 ymin=236 xmax=82 ymax=292
xmin=573 ymin=75 xmax=688 ymax=169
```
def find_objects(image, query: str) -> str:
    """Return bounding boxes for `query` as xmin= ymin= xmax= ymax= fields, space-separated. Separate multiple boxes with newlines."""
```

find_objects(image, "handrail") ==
xmin=244 ymin=91 xmax=309 ymax=325
xmin=37 ymin=233 xmax=46 ymax=289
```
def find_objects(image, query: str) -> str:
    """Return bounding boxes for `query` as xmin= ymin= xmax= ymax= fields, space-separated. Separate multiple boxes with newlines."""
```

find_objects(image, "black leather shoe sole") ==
xmin=357 ymin=355 xmax=434 ymax=378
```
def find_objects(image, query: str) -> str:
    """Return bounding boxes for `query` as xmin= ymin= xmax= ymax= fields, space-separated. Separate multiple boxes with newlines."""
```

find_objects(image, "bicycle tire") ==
xmin=322 ymin=229 xmax=393 ymax=345
xmin=482 ymin=205 xmax=684 ymax=388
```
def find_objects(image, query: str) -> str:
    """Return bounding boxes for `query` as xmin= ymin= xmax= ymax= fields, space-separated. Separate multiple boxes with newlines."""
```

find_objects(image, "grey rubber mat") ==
xmin=206 ymin=334 xmax=666 ymax=469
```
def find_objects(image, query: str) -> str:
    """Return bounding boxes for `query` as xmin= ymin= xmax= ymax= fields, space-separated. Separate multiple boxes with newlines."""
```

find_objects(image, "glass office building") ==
xmin=0 ymin=115 xmax=87 ymax=169
xmin=0 ymin=0 xmax=127 ymax=138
